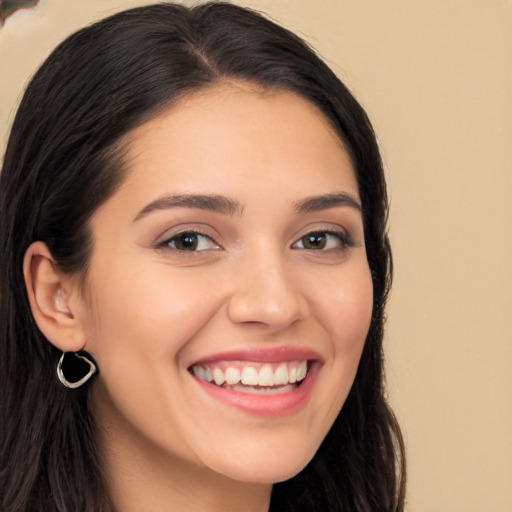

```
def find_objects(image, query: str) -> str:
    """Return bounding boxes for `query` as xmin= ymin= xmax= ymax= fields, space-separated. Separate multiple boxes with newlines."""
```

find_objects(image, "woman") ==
xmin=0 ymin=3 xmax=405 ymax=511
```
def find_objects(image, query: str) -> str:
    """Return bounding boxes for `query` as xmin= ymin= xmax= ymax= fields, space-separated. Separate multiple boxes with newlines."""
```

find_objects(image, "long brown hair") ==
xmin=0 ymin=3 xmax=405 ymax=510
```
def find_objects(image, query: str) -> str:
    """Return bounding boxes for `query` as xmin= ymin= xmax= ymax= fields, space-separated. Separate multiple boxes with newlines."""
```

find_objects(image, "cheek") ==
xmin=308 ymin=260 xmax=373 ymax=418
xmin=83 ymin=265 xmax=226 ymax=453
xmin=83 ymin=262 xmax=224 ymax=371
xmin=314 ymin=261 xmax=374 ymax=354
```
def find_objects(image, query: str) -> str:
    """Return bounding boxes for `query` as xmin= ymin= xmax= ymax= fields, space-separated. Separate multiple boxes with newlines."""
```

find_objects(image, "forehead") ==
xmin=115 ymin=83 xmax=359 ymax=204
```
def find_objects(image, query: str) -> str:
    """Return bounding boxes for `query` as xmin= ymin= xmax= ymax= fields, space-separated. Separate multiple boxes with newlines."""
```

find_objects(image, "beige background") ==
xmin=1 ymin=1 xmax=511 ymax=510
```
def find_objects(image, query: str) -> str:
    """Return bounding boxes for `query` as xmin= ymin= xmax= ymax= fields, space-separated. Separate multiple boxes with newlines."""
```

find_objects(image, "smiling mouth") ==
xmin=190 ymin=360 xmax=309 ymax=395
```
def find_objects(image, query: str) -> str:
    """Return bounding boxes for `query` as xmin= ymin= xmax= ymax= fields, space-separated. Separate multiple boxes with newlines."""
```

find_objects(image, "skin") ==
xmin=25 ymin=84 xmax=373 ymax=512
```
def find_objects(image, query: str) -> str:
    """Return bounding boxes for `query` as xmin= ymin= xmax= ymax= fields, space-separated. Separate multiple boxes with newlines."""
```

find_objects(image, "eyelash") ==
xmin=292 ymin=230 xmax=354 ymax=251
xmin=155 ymin=230 xmax=219 ymax=252
xmin=156 ymin=229 xmax=354 ymax=253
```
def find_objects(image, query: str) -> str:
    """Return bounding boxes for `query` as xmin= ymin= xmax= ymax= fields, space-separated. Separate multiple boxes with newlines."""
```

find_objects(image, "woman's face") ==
xmin=81 ymin=84 xmax=373 ymax=485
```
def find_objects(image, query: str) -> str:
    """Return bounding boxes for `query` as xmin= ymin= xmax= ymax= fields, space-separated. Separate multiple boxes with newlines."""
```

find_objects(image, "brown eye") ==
xmin=293 ymin=231 xmax=352 ymax=251
xmin=301 ymin=233 xmax=327 ymax=250
xmin=163 ymin=232 xmax=218 ymax=251
xmin=174 ymin=233 xmax=199 ymax=250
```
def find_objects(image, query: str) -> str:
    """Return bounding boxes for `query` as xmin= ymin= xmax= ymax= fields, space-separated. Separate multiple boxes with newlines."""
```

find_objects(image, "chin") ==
xmin=208 ymin=450 xmax=315 ymax=485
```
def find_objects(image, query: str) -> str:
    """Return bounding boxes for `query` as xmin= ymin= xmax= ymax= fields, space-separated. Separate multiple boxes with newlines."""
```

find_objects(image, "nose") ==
xmin=227 ymin=252 xmax=309 ymax=330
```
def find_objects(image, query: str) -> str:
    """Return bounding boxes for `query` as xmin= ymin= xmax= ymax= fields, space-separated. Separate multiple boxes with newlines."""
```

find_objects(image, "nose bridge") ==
xmin=227 ymin=243 xmax=308 ymax=328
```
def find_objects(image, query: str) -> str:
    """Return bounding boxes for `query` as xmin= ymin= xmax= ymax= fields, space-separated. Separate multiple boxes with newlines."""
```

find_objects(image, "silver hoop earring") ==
xmin=56 ymin=351 xmax=98 ymax=389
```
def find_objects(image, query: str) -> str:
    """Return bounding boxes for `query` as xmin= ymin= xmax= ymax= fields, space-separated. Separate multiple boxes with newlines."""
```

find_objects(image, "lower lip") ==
xmin=191 ymin=365 xmax=319 ymax=418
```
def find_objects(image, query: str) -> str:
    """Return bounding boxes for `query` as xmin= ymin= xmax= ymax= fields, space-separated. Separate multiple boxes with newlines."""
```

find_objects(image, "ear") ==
xmin=23 ymin=241 xmax=87 ymax=352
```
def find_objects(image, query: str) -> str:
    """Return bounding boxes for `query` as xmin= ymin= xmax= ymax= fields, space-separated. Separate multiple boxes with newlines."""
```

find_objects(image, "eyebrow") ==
xmin=133 ymin=193 xmax=243 ymax=222
xmin=294 ymin=193 xmax=362 ymax=214
xmin=133 ymin=191 xmax=361 ymax=222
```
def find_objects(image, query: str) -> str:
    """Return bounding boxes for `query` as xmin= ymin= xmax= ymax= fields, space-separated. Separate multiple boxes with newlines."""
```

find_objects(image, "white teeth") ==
xmin=191 ymin=360 xmax=310 ymax=388
xmin=273 ymin=362 xmax=289 ymax=385
xmin=296 ymin=361 xmax=307 ymax=381
xmin=212 ymin=367 xmax=225 ymax=386
xmin=241 ymin=366 xmax=259 ymax=385
xmin=258 ymin=365 xmax=274 ymax=386
xmin=192 ymin=365 xmax=204 ymax=380
xmin=225 ymin=367 xmax=241 ymax=385
xmin=193 ymin=365 xmax=213 ymax=382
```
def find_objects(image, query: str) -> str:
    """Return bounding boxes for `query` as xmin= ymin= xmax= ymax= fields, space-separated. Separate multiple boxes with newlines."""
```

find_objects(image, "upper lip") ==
xmin=189 ymin=345 xmax=324 ymax=366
